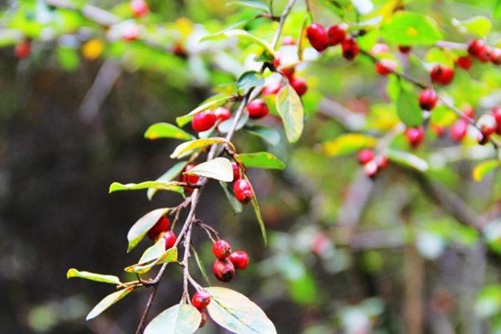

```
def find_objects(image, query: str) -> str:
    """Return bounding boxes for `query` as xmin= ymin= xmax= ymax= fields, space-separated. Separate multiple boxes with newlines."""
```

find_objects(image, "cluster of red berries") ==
xmin=147 ymin=215 xmax=177 ymax=249
xmin=191 ymin=107 xmax=232 ymax=132
xmin=357 ymin=149 xmax=389 ymax=179
xmin=212 ymin=239 xmax=249 ymax=283
xmin=306 ymin=23 xmax=359 ymax=61
xmin=272 ymin=44 xmax=309 ymax=97
xmin=231 ymin=162 xmax=254 ymax=204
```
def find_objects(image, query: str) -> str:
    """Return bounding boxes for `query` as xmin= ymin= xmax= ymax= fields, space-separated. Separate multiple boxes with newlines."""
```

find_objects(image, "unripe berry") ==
xmin=131 ymin=0 xmax=149 ymax=18
xmin=489 ymin=48 xmax=501 ymax=65
xmin=357 ymin=149 xmax=374 ymax=165
xmin=214 ymin=107 xmax=231 ymax=122
xmin=192 ymin=290 xmax=211 ymax=310
xmin=191 ymin=111 xmax=216 ymax=132
xmin=233 ymin=179 xmax=254 ymax=204
xmin=430 ymin=65 xmax=455 ymax=86
xmin=306 ymin=23 xmax=329 ymax=52
xmin=456 ymin=55 xmax=473 ymax=70
xmin=327 ymin=25 xmax=346 ymax=46
xmin=213 ymin=259 xmax=235 ymax=282
xmin=341 ymin=37 xmax=359 ymax=61
xmin=229 ymin=251 xmax=249 ymax=270
xmin=290 ymin=76 xmax=308 ymax=96
xmin=419 ymin=88 xmax=438 ymax=111
xmin=164 ymin=231 xmax=177 ymax=250
xmin=405 ymin=126 xmax=425 ymax=149
xmin=468 ymin=39 xmax=489 ymax=62
xmin=15 ymin=40 xmax=31 ymax=59
xmin=147 ymin=215 xmax=170 ymax=240
xmin=232 ymin=162 xmax=240 ymax=181
xmin=212 ymin=240 xmax=232 ymax=259
xmin=375 ymin=59 xmax=396 ymax=76
xmin=450 ymin=119 xmax=468 ymax=142
xmin=246 ymin=99 xmax=269 ymax=119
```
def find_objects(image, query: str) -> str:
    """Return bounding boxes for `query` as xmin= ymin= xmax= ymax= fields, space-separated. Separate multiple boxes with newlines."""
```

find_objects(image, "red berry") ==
xmin=213 ymin=259 xmax=235 ymax=282
xmin=262 ymin=81 xmax=282 ymax=96
xmin=214 ymin=107 xmax=231 ymax=121
xmin=477 ymin=114 xmax=497 ymax=137
xmin=374 ymin=155 xmax=389 ymax=169
xmin=462 ymin=105 xmax=475 ymax=120
xmin=192 ymin=290 xmax=211 ymax=310
xmin=282 ymin=36 xmax=296 ymax=46
xmin=398 ymin=45 xmax=412 ymax=54
xmin=419 ymin=88 xmax=438 ymax=111
xmin=147 ymin=216 xmax=170 ymax=240
xmin=341 ymin=37 xmax=359 ymax=61
xmin=164 ymin=231 xmax=177 ymax=249
xmin=450 ymin=119 xmax=469 ymax=142
xmin=191 ymin=111 xmax=216 ymax=132
xmin=281 ymin=66 xmax=295 ymax=79
xmin=232 ymin=162 xmax=240 ymax=181
xmin=229 ymin=251 xmax=249 ymax=270
xmin=456 ymin=55 xmax=473 ymax=70
xmin=468 ymin=39 xmax=489 ymax=62
xmin=131 ymin=0 xmax=149 ymax=18
xmin=212 ymin=240 xmax=232 ymax=260
xmin=327 ymin=25 xmax=346 ymax=46
xmin=306 ymin=23 xmax=329 ymax=52
xmin=233 ymin=179 xmax=254 ymax=204
xmin=182 ymin=164 xmax=200 ymax=186
xmin=15 ymin=40 xmax=31 ymax=59
xmin=290 ymin=76 xmax=308 ymax=96
xmin=357 ymin=149 xmax=374 ymax=165
xmin=375 ymin=59 xmax=396 ymax=76
xmin=363 ymin=160 xmax=379 ymax=178
xmin=246 ymin=99 xmax=269 ymax=119
xmin=430 ymin=65 xmax=455 ymax=86
xmin=491 ymin=106 xmax=501 ymax=134
xmin=406 ymin=126 xmax=425 ymax=149
xmin=489 ymin=48 xmax=501 ymax=65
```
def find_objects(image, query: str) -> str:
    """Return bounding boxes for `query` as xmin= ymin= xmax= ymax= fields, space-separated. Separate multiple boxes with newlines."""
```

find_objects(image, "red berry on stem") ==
xmin=468 ymin=39 xmax=489 ymax=62
xmin=147 ymin=215 xmax=170 ymax=239
xmin=191 ymin=111 xmax=216 ymax=132
xmin=306 ymin=23 xmax=329 ymax=52
xmin=229 ymin=251 xmax=249 ymax=270
xmin=406 ymin=126 xmax=425 ymax=149
xmin=246 ymin=99 xmax=269 ymax=119
xmin=233 ymin=179 xmax=254 ymax=204
xmin=164 ymin=231 xmax=177 ymax=249
xmin=262 ymin=81 xmax=282 ymax=96
xmin=398 ymin=45 xmax=412 ymax=54
xmin=232 ymin=162 xmax=240 ymax=181
xmin=450 ymin=119 xmax=468 ymax=142
xmin=477 ymin=114 xmax=497 ymax=137
xmin=341 ymin=37 xmax=359 ymax=61
xmin=327 ymin=25 xmax=346 ymax=46
xmin=375 ymin=59 xmax=397 ymax=76
xmin=212 ymin=240 xmax=232 ymax=259
xmin=489 ymin=48 xmax=501 ymax=65
xmin=192 ymin=290 xmax=211 ymax=310
xmin=430 ymin=65 xmax=455 ymax=86
xmin=213 ymin=259 xmax=235 ymax=282
xmin=15 ymin=40 xmax=31 ymax=59
xmin=491 ymin=106 xmax=501 ymax=134
xmin=456 ymin=55 xmax=473 ymax=70
xmin=357 ymin=149 xmax=374 ymax=165
xmin=290 ymin=76 xmax=308 ymax=96
xmin=182 ymin=164 xmax=200 ymax=186
xmin=214 ymin=107 xmax=231 ymax=121
xmin=131 ymin=0 xmax=149 ymax=17
xmin=281 ymin=66 xmax=295 ymax=79
xmin=419 ymin=88 xmax=438 ymax=111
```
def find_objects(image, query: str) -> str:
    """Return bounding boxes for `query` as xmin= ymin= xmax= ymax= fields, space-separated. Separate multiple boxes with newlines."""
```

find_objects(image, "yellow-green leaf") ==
xmin=184 ymin=157 xmax=233 ymax=182
xmin=148 ymin=161 xmax=190 ymax=200
xmin=86 ymin=287 xmax=134 ymax=320
xmin=237 ymin=152 xmax=286 ymax=170
xmin=250 ymin=188 xmax=267 ymax=245
xmin=170 ymin=137 xmax=229 ymax=159
xmin=200 ymin=29 xmax=274 ymax=58
xmin=125 ymin=247 xmax=178 ymax=274
xmin=66 ymin=269 xmax=121 ymax=285
xmin=176 ymin=94 xmax=232 ymax=127
xmin=473 ymin=160 xmax=500 ymax=182
xmin=109 ymin=181 xmax=184 ymax=195
xmin=144 ymin=123 xmax=194 ymax=141
xmin=144 ymin=304 xmax=201 ymax=334
xmin=381 ymin=12 xmax=443 ymax=46
xmin=322 ymin=134 xmax=376 ymax=157
xmin=276 ymin=85 xmax=304 ymax=143
xmin=453 ymin=16 xmax=492 ymax=38
xmin=127 ymin=208 xmax=171 ymax=252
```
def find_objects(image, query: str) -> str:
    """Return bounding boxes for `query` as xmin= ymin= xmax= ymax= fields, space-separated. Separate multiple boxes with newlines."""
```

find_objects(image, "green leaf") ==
xmin=138 ymin=238 xmax=166 ymax=264
xmin=66 ymin=269 xmax=121 ymax=285
xmin=144 ymin=123 xmax=194 ymax=141
xmin=127 ymin=208 xmax=170 ymax=252
xmin=250 ymin=187 xmax=267 ymax=244
xmin=473 ymin=160 xmax=500 ymax=182
xmin=176 ymin=94 xmax=232 ymax=127
xmin=148 ymin=162 xmax=190 ymax=200
xmin=200 ymin=29 xmax=275 ymax=58
xmin=381 ymin=12 xmax=443 ymax=46
xmin=125 ymin=247 xmax=178 ymax=274
xmin=220 ymin=181 xmax=243 ymax=214
xmin=144 ymin=304 xmax=201 ymax=334
xmin=227 ymin=0 xmax=270 ymax=13
xmin=430 ymin=106 xmax=457 ymax=127
xmin=453 ymin=16 xmax=492 ymax=37
xmin=237 ymin=71 xmax=264 ymax=93
xmin=170 ymin=138 xmax=229 ymax=159
xmin=322 ymin=134 xmax=377 ymax=157
xmin=109 ymin=181 xmax=184 ymax=195
xmin=184 ymin=157 xmax=234 ymax=182
xmin=386 ymin=149 xmax=429 ymax=172
xmin=237 ymin=152 xmax=286 ymax=170
xmin=206 ymin=287 xmax=277 ymax=334
xmin=57 ymin=47 xmax=80 ymax=71
xmin=244 ymin=125 xmax=281 ymax=146
xmin=86 ymin=287 xmax=134 ymax=320
xmin=276 ymin=85 xmax=304 ymax=143
xmin=396 ymin=84 xmax=424 ymax=127
xmin=191 ymin=246 xmax=211 ymax=286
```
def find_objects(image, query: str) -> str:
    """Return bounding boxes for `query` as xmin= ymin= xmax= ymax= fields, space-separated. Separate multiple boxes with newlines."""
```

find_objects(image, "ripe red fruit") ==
xmin=246 ymin=99 xmax=269 ymax=119
xmin=491 ymin=106 xmax=501 ymax=134
xmin=262 ymin=81 xmax=282 ymax=96
xmin=341 ymin=37 xmax=359 ymax=61
xmin=456 ymin=55 xmax=473 ymax=70
xmin=450 ymin=119 xmax=468 ymax=142
xmin=281 ymin=66 xmax=295 ymax=79
xmin=419 ymin=88 xmax=438 ymax=111
xmin=375 ymin=59 xmax=396 ymax=76
xmin=212 ymin=240 xmax=232 ymax=260
xmin=405 ymin=126 xmax=425 ymax=149
xmin=463 ymin=105 xmax=476 ymax=119
xmin=147 ymin=216 xmax=170 ymax=239
xmin=357 ymin=149 xmax=374 ymax=165
xmin=164 ymin=231 xmax=177 ymax=249
xmin=229 ymin=251 xmax=249 ymax=270
xmin=477 ymin=114 xmax=497 ymax=138
xmin=489 ymin=48 xmax=501 ymax=65
xmin=15 ymin=40 xmax=31 ymax=59
xmin=290 ymin=76 xmax=308 ymax=96
xmin=131 ymin=0 xmax=149 ymax=18
xmin=214 ymin=107 xmax=231 ymax=121
xmin=398 ymin=45 xmax=412 ymax=54
xmin=182 ymin=164 xmax=200 ymax=186
xmin=374 ymin=155 xmax=389 ymax=169
xmin=192 ymin=290 xmax=211 ymax=310
xmin=327 ymin=25 xmax=346 ymax=46
xmin=306 ymin=23 xmax=329 ymax=52
xmin=233 ymin=179 xmax=254 ymax=204
xmin=468 ymin=39 xmax=489 ymax=62
xmin=430 ymin=65 xmax=455 ymax=86
xmin=213 ymin=259 xmax=235 ymax=282
xmin=191 ymin=111 xmax=216 ymax=132
xmin=363 ymin=160 xmax=379 ymax=178
xmin=232 ymin=162 xmax=240 ymax=181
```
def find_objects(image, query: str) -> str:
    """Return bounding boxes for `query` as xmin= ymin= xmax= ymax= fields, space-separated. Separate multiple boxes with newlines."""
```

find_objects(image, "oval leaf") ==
xmin=145 ymin=123 xmax=194 ymax=141
xmin=396 ymin=85 xmax=424 ymax=127
xmin=237 ymin=152 xmax=286 ymax=170
xmin=220 ymin=181 xmax=243 ymax=214
xmin=148 ymin=161 xmax=190 ymax=200
xmin=453 ymin=16 xmax=492 ymax=37
xmin=184 ymin=157 xmax=233 ymax=182
xmin=276 ymin=85 xmax=304 ymax=143
xmin=176 ymin=94 xmax=232 ymax=127
xmin=171 ymin=138 xmax=229 ymax=159
xmin=66 ymin=269 xmax=121 ymax=285
xmin=206 ymin=287 xmax=277 ymax=334
xmin=144 ymin=304 xmax=201 ymax=334
xmin=472 ymin=159 xmax=500 ymax=182
xmin=127 ymin=208 xmax=171 ymax=252
xmin=386 ymin=149 xmax=429 ymax=172
xmin=125 ymin=247 xmax=178 ymax=274
xmin=200 ymin=29 xmax=274 ymax=58
xmin=86 ymin=287 xmax=134 ymax=320
xmin=244 ymin=125 xmax=281 ymax=146
xmin=381 ymin=12 xmax=443 ymax=46
xmin=237 ymin=71 xmax=264 ymax=92
xmin=322 ymin=134 xmax=376 ymax=157
xmin=109 ymin=181 xmax=184 ymax=195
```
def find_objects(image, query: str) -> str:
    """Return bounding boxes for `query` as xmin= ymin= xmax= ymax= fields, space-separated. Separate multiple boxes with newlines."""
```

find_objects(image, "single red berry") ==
xmin=357 ymin=149 xmax=374 ymax=165
xmin=192 ymin=290 xmax=211 ymax=310
xmin=306 ymin=23 xmax=329 ymax=52
xmin=456 ymin=55 xmax=473 ymax=70
xmin=398 ymin=45 xmax=412 ymax=54
xmin=262 ymin=81 xmax=282 ymax=96
xmin=212 ymin=240 xmax=232 ymax=260
xmin=462 ymin=105 xmax=475 ymax=120
xmin=477 ymin=114 xmax=497 ymax=138
xmin=164 ymin=231 xmax=177 ymax=250
xmin=450 ymin=119 xmax=469 ymax=142
xmin=489 ymin=48 xmax=501 ymax=65
xmin=406 ymin=126 xmax=425 ymax=149
xmin=199 ymin=311 xmax=207 ymax=328
xmin=281 ymin=66 xmax=295 ymax=79
xmin=122 ymin=24 xmax=140 ymax=41
xmin=375 ymin=59 xmax=396 ymax=76
xmin=131 ymin=0 xmax=149 ymax=18
xmin=147 ymin=216 xmax=170 ymax=240
xmin=374 ymin=155 xmax=389 ymax=169
xmin=213 ymin=258 xmax=235 ymax=282
xmin=15 ymin=40 xmax=31 ymax=59
xmin=232 ymin=162 xmax=240 ymax=181
xmin=341 ymin=37 xmax=359 ymax=61
xmin=419 ymin=88 xmax=438 ymax=111
xmin=173 ymin=43 xmax=187 ymax=58
xmin=363 ymin=160 xmax=379 ymax=179
xmin=327 ymin=25 xmax=346 ymax=46
xmin=491 ymin=106 xmax=501 ymax=134
xmin=430 ymin=65 xmax=455 ymax=86
xmin=246 ymin=99 xmax=269 ymax=119
xmin=214 ymin=107 xmax=231 ymax=121
xmin=229 ymin=251 xmax=249 ymax=270
xmin=468 ymin=39 xmax=489 ymax=62
xmin=290 ymin=76 xmax=308 ymax=96
xmin=372 ymin=43 xmax=389 ymax=55
xmin=282 ymin=36 xmax=296 ymax=46
xmin=191 ymin=111 xmax=216 ymax=132
xmin=233 ymin=179 xmax=254 ymax=204
xmin=182 ymin=164 xmax=200 ymax=186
